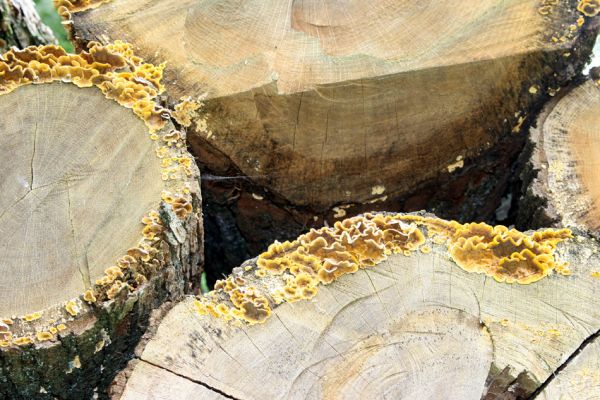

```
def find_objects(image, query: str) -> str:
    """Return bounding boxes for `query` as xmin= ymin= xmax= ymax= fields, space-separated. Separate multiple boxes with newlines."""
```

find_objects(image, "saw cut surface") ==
xmin=117 ymin=214 xmax=600 ymax=399
xmin=0 ymin=83 xmax=163 ymax=316
xmin=76 ymin=0 xmax=551 ymax=96
xmin=70 ymin=0 xmax=592 ymax=212
xmin=532 ymin=80 xmax=600 ymax=233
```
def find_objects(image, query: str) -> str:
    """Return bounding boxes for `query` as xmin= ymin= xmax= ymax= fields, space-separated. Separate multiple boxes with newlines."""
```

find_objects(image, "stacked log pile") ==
xmin=0 ymin=0 xmax=599 ymax=398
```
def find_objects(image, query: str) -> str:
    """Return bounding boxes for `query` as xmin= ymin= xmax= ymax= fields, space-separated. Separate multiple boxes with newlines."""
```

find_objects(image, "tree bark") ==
xmin=0 ymin=43 xmax=203 ymax=399
xmin=111 ymin=212 xmax=600 ymax=400
xmin=0 ymin=0 xmax=55 ymax=51
xmin=66 ymin=0 xmax=599 ymax=280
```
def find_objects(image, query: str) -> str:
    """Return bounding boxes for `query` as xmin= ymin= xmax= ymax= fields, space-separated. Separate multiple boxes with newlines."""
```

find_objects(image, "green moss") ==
xmin=200 ymin=271 xmax=210 ymax=293
xmin=33 ymin=0 xmax=73 ymax=52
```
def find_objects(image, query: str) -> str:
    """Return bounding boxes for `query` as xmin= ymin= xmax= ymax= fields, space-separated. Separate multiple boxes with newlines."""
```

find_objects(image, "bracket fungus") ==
xmin=126 ymin=222 xmax=600 ymax=399
xmin=578 ymin=0 xmax=600 ymax=17
xmin=64 ymin=0 xmax=599 ymax=285
xmin=0 ymin=43 xmax=203 ymax=399
xmin=195 ymin=213 xmax=572 ymax=326
xmin=54 ymin=0 xmax=112 ymax=20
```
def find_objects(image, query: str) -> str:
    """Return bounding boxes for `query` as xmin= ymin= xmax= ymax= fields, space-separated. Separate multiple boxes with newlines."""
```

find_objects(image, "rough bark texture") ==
xmin=66 ymin=0 xmax=600 ymax=281
xmin=111 ymin=213 xmax=600 ymax=400
xmin=0 ymin=0 xmax=55 ymax=50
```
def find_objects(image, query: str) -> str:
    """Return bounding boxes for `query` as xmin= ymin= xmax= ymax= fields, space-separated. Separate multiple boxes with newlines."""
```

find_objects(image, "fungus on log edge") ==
xmin=521 ymin=77 xmax=600 ymax=237
xmin=578 ymin=0 xmax=600 ymax=17
xmin=64 ymin=0 xmax=600 ymax=285
xmin=195 ymin=213 xmax=572 ymax=325
xmin=117 ymin=220 xmax=600 ymax=400
xmin=54 ymin=0 xmax=111 ymax=17
xmin=0 ymin=42 xmax=200 ymax=350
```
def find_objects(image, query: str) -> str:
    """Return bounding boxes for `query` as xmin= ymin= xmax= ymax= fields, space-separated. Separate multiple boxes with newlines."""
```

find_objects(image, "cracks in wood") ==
xmin=29 ymin=121 xmax=37 ymax=190
xmin=292 ymin=92 xmax=303 ymax=150
xmin=365 ymin=270 xmax=394 ymax=322
xmin=528 ymin=328 xmax=600 ymax=399
xmin=65 ymin=177 xmax=91 ymax=289
xmin=0 ymin=190 xmax=28 ymax=222
xmin=140 ymin=359 xmax=241 ymax=400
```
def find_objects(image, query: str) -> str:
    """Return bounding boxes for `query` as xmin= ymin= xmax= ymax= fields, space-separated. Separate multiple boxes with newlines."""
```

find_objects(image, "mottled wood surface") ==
xmin=527 ymin=79 xmax=600 ymax=236
xmin=119 ymin=229 xmax=600 ymax=399
xmin=0 ymin=83 xmax=163 ymax=316
xmin=71 ymin=0 xmax=595 ymax=210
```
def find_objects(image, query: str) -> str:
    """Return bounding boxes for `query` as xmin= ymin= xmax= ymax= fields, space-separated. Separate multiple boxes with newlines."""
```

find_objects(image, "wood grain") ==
xmin=525 ymin=79 xmax=600 ymax=235
xmin=118 ymin=223 xmax=600 ymax=399
xmin=0 ymin=83 xmax=163 ymax=316
xmin=70 ymin=0 xmax=596 ymax=210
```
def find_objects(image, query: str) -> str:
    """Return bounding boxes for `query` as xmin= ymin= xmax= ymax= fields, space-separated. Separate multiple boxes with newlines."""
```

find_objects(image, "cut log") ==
xmin=536 ymin=332 xmax=600 ymax=399
xmin=520 ymin=78 xmax=600 ymax=239
xmin=66 ymin=0 xmax=599 ymax=278
xmin=0 ymin=0 xmax=56 ymax=51
xmin=0 ymin=43 xmax=203 ymax=399
xmin=113 ymin=213 xmax=600 ymax=399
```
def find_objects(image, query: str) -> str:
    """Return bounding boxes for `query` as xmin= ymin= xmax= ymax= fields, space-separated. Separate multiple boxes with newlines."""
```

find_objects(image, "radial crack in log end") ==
xmin=534 ymin=328 xmax=600 ymax=399
xmin=0 ymin=43 xmax=203 ymax=399
xmin=116 ymin=213 xmax=600 ymax=399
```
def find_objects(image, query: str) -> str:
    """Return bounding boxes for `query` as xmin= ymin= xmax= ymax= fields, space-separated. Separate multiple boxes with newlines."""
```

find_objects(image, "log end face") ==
xmin=0 ymin=42 xmax=203 ymax=399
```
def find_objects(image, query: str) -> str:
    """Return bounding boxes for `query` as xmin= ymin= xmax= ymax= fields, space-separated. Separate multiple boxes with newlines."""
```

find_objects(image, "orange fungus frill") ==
xmin=194 ymin=214 xmax=572 ymax=325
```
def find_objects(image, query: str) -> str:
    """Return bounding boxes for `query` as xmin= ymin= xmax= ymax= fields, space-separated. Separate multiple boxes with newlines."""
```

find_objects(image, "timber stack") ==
xmin=0 ymin=0 xmax=598 ymax=399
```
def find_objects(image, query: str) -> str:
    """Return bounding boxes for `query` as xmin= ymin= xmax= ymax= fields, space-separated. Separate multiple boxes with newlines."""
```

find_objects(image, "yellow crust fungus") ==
xmin=0 ymin=41 xmax=166 ymax=132
xmin=95 ymin=339 xmax=105 ymax=353
xmin=195 ymin=213 xmax=572 ymax=326
xmin=106 ymin=280 xmax=130 ymax=300
xmin=578 ymin=0 xmax=600 ymax=17
xmin=538 ymin=5 xmax=553 ymax=15
xmin=172 ymin=97 xmax=201 ymax=127
xmin=254 ymin=269 xmax=267 ymax=278
xmin=257 ymin=214 xmax=426 ymax=290
xmin=22 ymin=312 xmax=42 ymax=322
xmin=65 ymin=300 xmax=81 ymax=317
xmin=162 ymin=191 xmax=193 ymax=219
xmin=163 ymin=130 xmax=182 ymax=147
xmin=105 ymin=266 xmax=124 ymax=281
xmin=54 ymin=0 xmax=111 ymax=13
xmin=194 ymin=278 xmax=272 ymax=324
xmin=13 ymin=337 xmax=33 ymax=346
xmin=420 ymin=246 xmax=432 ymax=254
xmin=36 ymin=331 xmax=54 ymax=342
xmin=398 ymin=216 xmax=572 ymax=284
xmin=83 ymin=290 xmax=97 ymax=304
xmin=135 ymin=273 xmax=148 ymax=286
